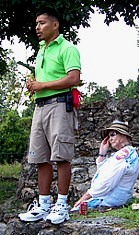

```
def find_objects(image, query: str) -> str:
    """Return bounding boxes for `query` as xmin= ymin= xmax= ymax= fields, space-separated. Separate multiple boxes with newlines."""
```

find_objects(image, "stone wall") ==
xmin=17 ymin=98 xmax=139 ymax=204
xmin=2 ymin=217 xmax=139 ymax=235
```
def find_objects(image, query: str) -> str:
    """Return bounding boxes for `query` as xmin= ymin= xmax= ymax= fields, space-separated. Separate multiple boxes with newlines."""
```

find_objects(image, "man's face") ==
xmin=36 ymin=14 xmax=58 ymax=41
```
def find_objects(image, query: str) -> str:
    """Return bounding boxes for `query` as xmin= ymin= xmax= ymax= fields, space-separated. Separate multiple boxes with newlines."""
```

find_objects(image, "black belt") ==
xmin=35 ymin=93 xmax=68 ymax=107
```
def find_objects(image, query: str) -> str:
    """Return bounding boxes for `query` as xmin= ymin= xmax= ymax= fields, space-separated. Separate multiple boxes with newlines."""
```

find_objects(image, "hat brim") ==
xmin=101 ymin=127 xmax=132 ymax=140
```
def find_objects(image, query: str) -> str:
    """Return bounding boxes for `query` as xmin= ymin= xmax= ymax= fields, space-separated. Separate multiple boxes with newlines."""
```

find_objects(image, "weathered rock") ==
xmin=16 ymin=99 xmax=139 ymax=204
xmin=1 ymin=99 xmax=139 ymax=234
xmin=0 ymin=222 xmax=6 ymax=235
xmin=3 ymin=217 xmax=139 ymax=235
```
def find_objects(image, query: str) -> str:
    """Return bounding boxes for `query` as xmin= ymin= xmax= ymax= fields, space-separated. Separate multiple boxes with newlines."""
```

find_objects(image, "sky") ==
xmin=77 ymin=12 xmax=139 ymax=92
xmin=2 ymin=12 xmax=139 ymax=93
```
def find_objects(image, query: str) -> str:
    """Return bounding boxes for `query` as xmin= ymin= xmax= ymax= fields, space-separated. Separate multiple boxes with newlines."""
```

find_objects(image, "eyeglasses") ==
xmin=108 ymin=131 xmax=118 ymax=138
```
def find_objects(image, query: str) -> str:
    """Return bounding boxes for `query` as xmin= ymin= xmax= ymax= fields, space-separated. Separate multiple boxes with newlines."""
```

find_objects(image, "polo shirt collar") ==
xmin=53 ymin=34 xmax=63 ymax=44
xmin=39 ymin=34 xmax=64 ymax=48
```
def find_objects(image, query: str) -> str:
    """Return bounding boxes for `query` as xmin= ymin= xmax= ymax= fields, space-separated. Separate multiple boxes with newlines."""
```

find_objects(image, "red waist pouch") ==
xmin=72 ymin=88 xmax=81 ymax=109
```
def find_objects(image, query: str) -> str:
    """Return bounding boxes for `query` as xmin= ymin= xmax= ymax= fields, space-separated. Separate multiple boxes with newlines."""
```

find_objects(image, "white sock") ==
xmin=39 ymin=195 xmax=51 ymax=209
xmin=57 ymin=194 xmax=68 ymax=204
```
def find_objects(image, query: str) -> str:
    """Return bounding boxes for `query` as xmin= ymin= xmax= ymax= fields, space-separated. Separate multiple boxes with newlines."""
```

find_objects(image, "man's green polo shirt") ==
xmin=34 ymin=34 xmax=81 ymax=99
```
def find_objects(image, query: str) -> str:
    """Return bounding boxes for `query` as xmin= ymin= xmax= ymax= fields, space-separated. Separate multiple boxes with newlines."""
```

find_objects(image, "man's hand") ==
xmin=26 ymin=79 xmax=45 ymax=93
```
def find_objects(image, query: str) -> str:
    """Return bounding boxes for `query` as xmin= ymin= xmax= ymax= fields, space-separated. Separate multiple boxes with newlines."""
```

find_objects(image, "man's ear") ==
xmin=53 ymin=21 xmax=59 ymax=30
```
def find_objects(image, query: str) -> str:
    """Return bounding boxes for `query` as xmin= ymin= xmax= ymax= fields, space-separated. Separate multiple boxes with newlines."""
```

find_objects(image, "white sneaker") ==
xmin=18 ymin=199 xmax=51 ymax=222
xmin=45 ymin=203 xmax=69 ymax=224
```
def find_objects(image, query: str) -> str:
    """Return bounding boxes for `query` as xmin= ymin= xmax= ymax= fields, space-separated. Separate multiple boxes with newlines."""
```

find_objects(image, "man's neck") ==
xmin=45 ymin=33 xmax=59 ymax=46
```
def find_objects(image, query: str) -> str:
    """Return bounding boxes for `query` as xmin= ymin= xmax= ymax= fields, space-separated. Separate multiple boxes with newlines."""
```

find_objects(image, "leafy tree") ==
xmin=0 ymin=110 xmax=32 ymax=163
xmin=83 ymin=82 xmax=111 ymax=103
xmin=0 ymin=49 xmax=31 ymax=116
xmin=22 ymin=102 xmax=35 ymax=117
xmin=113 ymin=78 xmax=139 ymax=100
xmin=0 ymin=47 xmax=8 ymax=76
xmin=0 ymin=0 xmax=138 ymax=53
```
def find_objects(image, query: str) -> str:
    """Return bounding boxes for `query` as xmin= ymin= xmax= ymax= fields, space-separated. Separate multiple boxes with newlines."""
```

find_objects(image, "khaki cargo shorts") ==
xmin=27 ymin=102 xmax=76 ymax=164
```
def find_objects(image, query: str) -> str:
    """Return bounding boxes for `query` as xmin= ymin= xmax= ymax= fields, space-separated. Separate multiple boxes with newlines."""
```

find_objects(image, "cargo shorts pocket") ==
xmin=55 ymin=135 xmax=75 ymax=161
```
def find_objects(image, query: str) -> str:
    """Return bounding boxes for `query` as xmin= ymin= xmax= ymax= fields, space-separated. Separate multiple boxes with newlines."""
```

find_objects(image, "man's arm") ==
xmin=27 ymin=70 xmax=80 ymax=93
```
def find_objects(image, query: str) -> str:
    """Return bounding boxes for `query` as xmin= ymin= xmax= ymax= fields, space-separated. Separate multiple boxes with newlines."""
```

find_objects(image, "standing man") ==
xmin=18 ymin=7 xmax=81 ymax=224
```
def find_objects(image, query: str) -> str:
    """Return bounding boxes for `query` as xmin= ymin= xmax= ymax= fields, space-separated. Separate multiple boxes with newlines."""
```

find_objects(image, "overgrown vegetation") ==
xmin=0 ymin=180 xmax=17 ymax=204
xmin=82 ymin=78 xmax=139 ymax=103
xmin=70 ymin=202 xmax=139 ymax=229
xmin=0 ymin=162 xmax=21 ymax=178
xmin=0 ymin=162 xmax=21 ymax=204
xmin=0 ymin=109 xmax=32 ymax=163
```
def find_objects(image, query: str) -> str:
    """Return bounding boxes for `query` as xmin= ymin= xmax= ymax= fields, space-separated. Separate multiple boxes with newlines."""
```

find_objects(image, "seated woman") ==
xmin=72 ymin=120 xmax=139 ymax=211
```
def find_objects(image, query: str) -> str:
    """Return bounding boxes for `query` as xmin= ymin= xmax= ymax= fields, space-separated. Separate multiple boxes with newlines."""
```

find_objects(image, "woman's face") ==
xmin=108 ymin=131 xmax=128 ymax=150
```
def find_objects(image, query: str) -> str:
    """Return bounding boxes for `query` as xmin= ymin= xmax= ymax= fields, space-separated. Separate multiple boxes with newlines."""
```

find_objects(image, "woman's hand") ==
xmin=74 ymin=199 xmax=82 ymax=208
xmin=73 ymin=192 xmax=91 ymax=208
xmin=99 ymin=136 xmax=110 ymax=155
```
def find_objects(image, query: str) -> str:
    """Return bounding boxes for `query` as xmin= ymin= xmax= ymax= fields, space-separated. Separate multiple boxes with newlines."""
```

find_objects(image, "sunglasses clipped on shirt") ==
xmin=108 ymin=131 xmax=118 ymax=138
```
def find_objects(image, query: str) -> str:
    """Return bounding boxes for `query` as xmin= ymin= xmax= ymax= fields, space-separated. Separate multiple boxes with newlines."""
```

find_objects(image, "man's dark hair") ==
xmin=36 ymin=7 xmax=60 ymax=22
